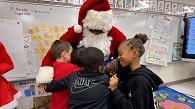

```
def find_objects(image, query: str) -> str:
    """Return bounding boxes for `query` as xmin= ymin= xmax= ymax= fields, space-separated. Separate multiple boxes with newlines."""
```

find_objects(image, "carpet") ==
xmin=155 ymin=86 xmax=195 ymax=109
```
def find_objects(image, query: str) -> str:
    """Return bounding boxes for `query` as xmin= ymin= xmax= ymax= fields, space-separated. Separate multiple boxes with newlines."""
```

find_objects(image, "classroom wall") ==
xmin=147 ymin=0 xmax=195 ymax=83
xmin=11 ymin=0 xmax=195 ymax=108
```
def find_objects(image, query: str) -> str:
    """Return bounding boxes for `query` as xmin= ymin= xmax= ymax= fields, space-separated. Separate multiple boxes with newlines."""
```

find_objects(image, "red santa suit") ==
xmin=0 ymin=42 xmax=22 ymax=109
xmin=41 ymin=0 xmax=126 ymax=67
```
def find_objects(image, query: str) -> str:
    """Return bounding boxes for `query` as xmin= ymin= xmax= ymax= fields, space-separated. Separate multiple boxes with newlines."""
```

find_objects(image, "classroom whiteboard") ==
xmin=0 ymin=0 xmax=183 ymax=81
xmin=0 ymin=19 xmax=28 ymax=78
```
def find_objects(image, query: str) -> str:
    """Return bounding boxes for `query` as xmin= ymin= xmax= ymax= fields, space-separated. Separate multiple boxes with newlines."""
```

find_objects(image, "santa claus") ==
xmin=41 ymin=0 xmax=126 ymax=67
xmin=0 ymin=42 xmax=22 ymax=109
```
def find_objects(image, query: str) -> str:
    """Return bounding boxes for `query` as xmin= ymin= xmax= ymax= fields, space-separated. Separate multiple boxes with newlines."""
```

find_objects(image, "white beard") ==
xmin=78 ymin=29 xmax=112 ymax=60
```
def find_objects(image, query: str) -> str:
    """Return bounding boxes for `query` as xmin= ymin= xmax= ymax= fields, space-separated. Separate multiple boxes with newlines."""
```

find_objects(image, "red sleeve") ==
xmin=0 ymin=42 xmax=14 ymax=75
xmin=108 ymin=27 xmax=126 ymax=57
xmin=41 ymin=26 xmax=81 ymax=67
xmin=59 ymin=26 xmax=79 ymax=44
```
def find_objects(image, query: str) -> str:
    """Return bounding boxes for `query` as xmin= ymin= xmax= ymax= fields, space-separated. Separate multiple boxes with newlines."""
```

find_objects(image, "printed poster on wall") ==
xmin=145 ymin=14 xmax=158 ymax=29
xmin=145 ymin=29 xmax=171 ymax=66
xmin=157 ymin=0 xmax=164 ymax=12
xmin=115 ymin=0 xmax=124 ymax=9
xmin=188 ymin=5 xmax=195 ymax=17
xmin=177 ymin=3 xmax=184 ymax=15
xmin=165 ymin=1 xmax=171 ymax=14
xmin=0 ymin=19 xmax=28 ymax=78
xmin=171 ymin=2 xmax=178 ymax=15
xmin=183 ymin=4 xmax=189 ymax=16
xmin=79 ymin=0 xmax=86 ymax=5
xmin=124 ymin=0 xmax=133 ymax=10
xmin=53 ymin=0 xmax=66 ymax=3
xmin=108 ymin=0 xmax=114 ymax=8
xmin=172 ymin=43 xmax=182 ymax=61
xmin=15 ymin=81 xmax=36 ymax=98
xmin=149 ymin=0 xmax=157 ymax=12
xmin=67 ymin=0 xmax=75 ymax=4
xmin=141 ymin=0 xmax=150 ymax=11
xmin=155 ymin=16 xmax=171 ymax=33
xmin=133 ymin=0 xmax=142 ymax=10
xmin=74 ymin=0 xmax=80 ymax=5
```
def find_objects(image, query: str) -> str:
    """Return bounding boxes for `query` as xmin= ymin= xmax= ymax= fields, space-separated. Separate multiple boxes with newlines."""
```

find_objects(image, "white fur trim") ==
xmin=74 ymin=24 xmax=83 ymax=33
xmin=14 ymin=91 xmax=22 ymax=99
xmin=0 ymin=92 xmax=22 ymax=109
xmin=83 ymin=10 xmax=113 ymax=32
xmin=36 ymin=66 xmax=54 ymax=83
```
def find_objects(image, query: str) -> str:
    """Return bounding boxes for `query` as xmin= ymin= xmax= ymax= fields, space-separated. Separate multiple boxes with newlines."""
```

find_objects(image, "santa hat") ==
xmin=74 ymin=0 xmax=113 ymax=33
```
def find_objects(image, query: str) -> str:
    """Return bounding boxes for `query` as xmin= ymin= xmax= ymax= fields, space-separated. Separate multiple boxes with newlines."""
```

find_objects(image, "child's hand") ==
xmin=42 ymin=83 xmax=47 ymax=90
xmin=108 ymin=71 xmax=116 ymax=76
xmin=109 ymin=74 xmax=118 ymax=91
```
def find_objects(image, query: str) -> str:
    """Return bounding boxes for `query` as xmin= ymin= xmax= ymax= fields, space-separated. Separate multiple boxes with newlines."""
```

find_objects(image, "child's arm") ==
xmin=45 ymin=76 xmax=69 ymax=92
xmin=110 ymin=76 xmax=151 ymax=109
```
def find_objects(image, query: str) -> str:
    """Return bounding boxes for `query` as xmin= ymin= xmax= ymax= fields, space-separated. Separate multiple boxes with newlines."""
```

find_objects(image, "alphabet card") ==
xmin=124 ymin=0 xmax=133 ymax=10
xmin=150 ymin=0 xmax=157 ymax=12
xmin=171 ymin=2 xmax=178 ymax=15
xmin=115 ymin=0 xmax=124 ymax=9
xmin=158 ymin=0 xmax=165 ymax=12
xmin=165 ymin=1 xmax=171 ymax=14
xmin=34 ymin=26 xmax=40 ymax=32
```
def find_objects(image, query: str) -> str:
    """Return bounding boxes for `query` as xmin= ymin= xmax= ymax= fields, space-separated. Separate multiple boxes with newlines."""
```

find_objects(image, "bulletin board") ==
xmin=0 ymin=0 xmax=183 ymax=81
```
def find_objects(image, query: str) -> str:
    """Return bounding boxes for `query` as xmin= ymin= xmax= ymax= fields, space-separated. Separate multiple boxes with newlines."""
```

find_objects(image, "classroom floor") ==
xmin=168 ymin=80 xmax=195 ymax=99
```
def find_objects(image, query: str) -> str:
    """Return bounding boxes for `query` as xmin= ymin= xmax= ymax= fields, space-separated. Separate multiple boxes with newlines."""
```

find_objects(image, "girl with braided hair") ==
xmin=109 ymin=34 xmax=163 ymax=109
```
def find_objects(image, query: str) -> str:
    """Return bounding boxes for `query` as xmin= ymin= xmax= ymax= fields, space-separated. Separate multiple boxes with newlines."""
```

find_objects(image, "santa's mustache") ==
xmin=78 ymin=29 xmax=112 ymax=60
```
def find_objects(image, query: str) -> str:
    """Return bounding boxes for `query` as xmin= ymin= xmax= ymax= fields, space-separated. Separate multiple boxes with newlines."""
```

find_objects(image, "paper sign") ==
xmin=50 ymin=40 xmax=54 ymax=45
xmin=45 ymin=47 xmax=50 ymax=52
xmin=108 ymin=0 xmax=114 ymax=8
xmin=60 ymin=26 xmax=65 ymax=32
xmin=171 ymin=2 xmax=178 ymax=15
xmin=37 ymin=34 xmax=43 ymax=41
xmin=40 ymin=47 xmax=46 ymax=53
xmin=44 ymin=32 xmax=49 ymax=38
xmin=48 ymin=26 xmax=53 ymax=32
xmin=24 ymin=42 xmax=31 ymax=50
xmin=38 ymin=41 xmax=44 ymax=47
xmin=28 ymin=28 xmax=34 ymax=34
xmin=31 ymin=34 xmax=37 ymax=41
xmin=34 ymin=26 xmax=40 ymax=32
xmin=124 ymin=0 xmax=133 ymax=10
xmin=44 ymin=40 xmax=50 ymax=46
xmin=165 ymin=2 xmax=171 ymax=14
xmin=42 ymin=24 xmax=47 ymax=31
xmin=115 ymin=0 xmax=124 ymax=9
xmin=49 ymin=33 xmax=54 ymax=40
xmin=145 ymin=14 xmax=158 ymax=29
xmin=24 ymin=34 xmax=32 ymax=42
xmin=158 ymin=1 xmax=165 ymax=12
xmin=150 ymin=0 xmax=157 ymax=12
xmin=34 ymin=47 xmax=41 ymax=54
xmin=54 ymin=26 xmax=59 ymax=32
xmin=39 ymin=53 xmax=45 ymax=59
xmin=56 ymin=33 xmax=61 ymax=39
xmin=177 ymin=3 xmax=184 ymax=14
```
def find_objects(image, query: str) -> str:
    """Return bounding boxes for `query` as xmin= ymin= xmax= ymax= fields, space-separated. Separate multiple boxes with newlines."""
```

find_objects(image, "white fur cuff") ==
xmin=36 ymin=66 xmax=54 ymax=83
xmin=74 ymin=24 xmax=83 ymax=33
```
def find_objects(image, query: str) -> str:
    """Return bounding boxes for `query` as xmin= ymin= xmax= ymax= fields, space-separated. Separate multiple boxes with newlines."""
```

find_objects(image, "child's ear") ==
xmin=61 ymin=51 xmax=66 ymax=58
xmin=98 ymin=65 xmax=103 ymax=72
xmin=133 ymin=50 xmax=139 ymax=57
